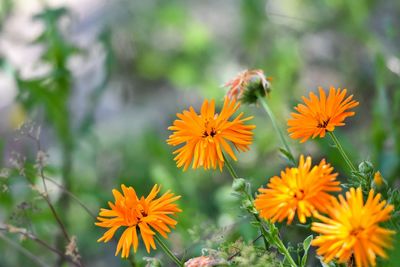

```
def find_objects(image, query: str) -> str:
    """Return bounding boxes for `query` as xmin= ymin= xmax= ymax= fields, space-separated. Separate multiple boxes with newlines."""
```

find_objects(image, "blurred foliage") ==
xmin=0 ymin=0 xmax=400 ymax=266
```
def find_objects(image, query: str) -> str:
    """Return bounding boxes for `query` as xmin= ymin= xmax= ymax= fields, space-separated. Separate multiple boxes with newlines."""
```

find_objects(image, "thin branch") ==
xmin=0 ymin=232 xmax=50 ymax=267
xmin=26 ymin=133 xmax=71 ymax=242
xmin=43 ymin=175 xmax=97 ymax=219
xmin=0 ymin=224 xmax=80 ymax=267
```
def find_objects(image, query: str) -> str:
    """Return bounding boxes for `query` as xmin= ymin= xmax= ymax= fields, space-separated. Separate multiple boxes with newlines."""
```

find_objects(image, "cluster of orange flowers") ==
xmin=95 ymin=70 xmax=395 ymax=267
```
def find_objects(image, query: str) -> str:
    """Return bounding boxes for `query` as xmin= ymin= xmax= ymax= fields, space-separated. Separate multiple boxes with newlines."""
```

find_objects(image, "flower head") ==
xmin=312 ymin=188 xmax=395 ymax=267
xmin=287 ymin=87 xmax=359 ymax=143
xmin=225 ymin=69 xmax=272 ymax=104
xmin=96 ymin=184 xmax=181 ymax=257
xmin=167 ymin=97 xmax=255 ymax=171
xmin=254 ymin=155 xmax=341 ymax=224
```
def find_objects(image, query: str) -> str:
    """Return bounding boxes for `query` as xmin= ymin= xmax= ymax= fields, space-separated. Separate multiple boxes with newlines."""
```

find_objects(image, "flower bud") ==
xmin=373 ymin=171 xmax=386 ymax=187
xmin=225 ymin=69 xmax=272 ymax=104
xmin=358 ymin=161 xmax=374 ymax=174
xmin=232 ymin=178 xmax=246 ymax=192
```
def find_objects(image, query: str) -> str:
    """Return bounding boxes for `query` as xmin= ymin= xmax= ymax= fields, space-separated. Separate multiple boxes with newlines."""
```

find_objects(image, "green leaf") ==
xmin=279 ymin=148 xmax=295 ymax=164
xmin=300 ymin=235 xmax=313 ymax=267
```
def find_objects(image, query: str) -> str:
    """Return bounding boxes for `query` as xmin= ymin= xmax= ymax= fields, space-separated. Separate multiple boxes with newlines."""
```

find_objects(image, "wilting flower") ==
xmin=254 ymin=155 xmax=341 ymax=224
xmin=184 ymin=256 xmax=221 ymax=267
xmin=167 ymin=97 xmax=255 ymax=171
xmin=96 ymin=184 xmax=181 ymax=257
xmin=287 ymin=87 xmax=359 ymax=143
xmin=312 ymin=188 xmax=395 ymax=267
xmin=224 ymin=69 xmax=272 ymax=104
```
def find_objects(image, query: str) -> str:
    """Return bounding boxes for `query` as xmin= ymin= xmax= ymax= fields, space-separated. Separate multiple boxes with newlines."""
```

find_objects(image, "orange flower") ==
xmin=312 ymin=188 xmax=395 ymax=267
xmin=167 ymin=97 xmax=255 ymax=171
xmin=287 ymin=87 xmax=359 ymax=143
xmin=225 ymin=69 xmax=272 ymax=103
xmin=254 ymin=155 xmax=341 ymax=224
xmin=96 ymin=184 xmax=181 ymax=257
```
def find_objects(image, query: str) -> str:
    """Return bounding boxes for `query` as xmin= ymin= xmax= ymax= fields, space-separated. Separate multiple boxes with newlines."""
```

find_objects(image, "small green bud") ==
xmin=358 ymin=161 xmax=374 ymax=174
xmin=232 ymin=178 xmax=246 ymax=192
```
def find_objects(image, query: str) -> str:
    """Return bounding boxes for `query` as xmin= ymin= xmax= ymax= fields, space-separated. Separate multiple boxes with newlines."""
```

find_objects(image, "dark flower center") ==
xmin=203 ymin=128 xmax=217 ymax=138
xmin=294 ymin=189 xmax=305 ymax=200
xmin=317 ymin=118 xmax=330 ymax=129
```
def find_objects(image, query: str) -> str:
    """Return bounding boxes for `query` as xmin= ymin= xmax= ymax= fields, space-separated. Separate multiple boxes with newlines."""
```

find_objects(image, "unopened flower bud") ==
xmin=225 ymin=69 xmax=272 ymax=104
xmin=373 ymin=171 xmax=386 ymax=187
xmin=232 ymin=178 xmax=246 ymax=192
xmin=358 ymin=161 xmax=374 ymax=174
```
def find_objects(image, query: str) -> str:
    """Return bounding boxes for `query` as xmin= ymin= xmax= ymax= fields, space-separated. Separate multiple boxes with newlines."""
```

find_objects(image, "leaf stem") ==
xmin=256 ymin=92 xmax=296 ymax=165
xmin=328 ymin=132 xmax=357 ymax=173
xmin=154 ymin=235 xmax=183 ymax=267
xmin=223 ymin=154 xmax=239 ymax=179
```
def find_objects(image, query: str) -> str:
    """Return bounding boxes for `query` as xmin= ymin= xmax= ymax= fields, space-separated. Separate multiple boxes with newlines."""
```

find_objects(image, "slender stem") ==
xmin=223 ymin=154 xmax=239 ymax=179
xmin=0 ymin=224 xmax=80 ymax=267
xmin=128 ymin=254 xmax=136 ymax=267
xmin=256 ymin=92 xmax=296 ymax=165
xmin=43 ymin=176 xmax=96 ymax=219
xmin=39 ymin=175 xmax=71 ymax=242
xmin=328 ymin=132 xmax=357 ymax=173
xmin=274 ymin=230 xmax=297 ymax=267
xmin=154 ymin=235 xmax=183 ymax=267
xmin=223 ymin=154 xmax=297 ymax=266
xmin=223 ymin=154 xmax=269 ymax=249
xmin=0 ymin=233 xmax=50 ymax=267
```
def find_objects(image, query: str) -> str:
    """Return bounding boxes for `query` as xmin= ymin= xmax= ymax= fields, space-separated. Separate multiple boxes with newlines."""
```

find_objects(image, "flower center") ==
xmin=202 ymin=120 xmax=217 ymax=138
xmin=349 ymin=227 xmax=364 ymax=237
xmin=203 ymin=128 xmax=217 ymax=138
xmin=317 ymin=118 xmax=330 ymax=129
xmin=294 ymin=189 xmax=305 ymax=200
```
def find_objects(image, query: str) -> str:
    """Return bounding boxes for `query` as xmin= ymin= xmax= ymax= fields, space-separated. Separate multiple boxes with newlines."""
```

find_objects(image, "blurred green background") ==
xmin=0 ymin=0 xmax=400 ymax=266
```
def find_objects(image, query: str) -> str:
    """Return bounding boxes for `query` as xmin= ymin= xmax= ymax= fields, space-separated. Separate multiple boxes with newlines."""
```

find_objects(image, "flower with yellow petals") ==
xmin=312 ymin=187 xmax=395 ymax=267
xmin=96 ymin=184 xmax=181 ymax=257
xmin=254 ymin=155 xmax=341 ymax=224
xmin=167 ymin=97 xmax=255 ymax=171
xmin=287 ymin=87 xmax=359 ymax=143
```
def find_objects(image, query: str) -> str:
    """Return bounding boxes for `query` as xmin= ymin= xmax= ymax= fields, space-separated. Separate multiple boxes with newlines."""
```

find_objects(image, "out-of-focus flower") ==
xmin=373 ymin=171 xmax=385 ymax=187
xmin=312 ymin=188 xmax=395 ymax=267
xmin=254 ymin=155 xmax=341 ymax=224
xmin=224 ymin=69 xmax=272 ymax=104
xmin=288 ymin=87 xmax=359 ymax=143
xmin=9 ymin=104 xmax=26 ymax=129
xmin=96 ymin=184 xmax=181 ymax=257
xmin=167 ymin=97 xmax=255 ymax=171
xmin=184 ymin=256 xmax=220 ymax=267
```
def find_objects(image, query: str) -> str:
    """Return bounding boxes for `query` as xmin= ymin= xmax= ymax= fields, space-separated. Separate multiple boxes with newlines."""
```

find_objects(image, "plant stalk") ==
xmin=154 ymin=235 xmax=183 ymax=267
xmin=328 ymin=132 xmax=357 ymax=173
xmin=256 ymin=92 xmax=296 ymax=165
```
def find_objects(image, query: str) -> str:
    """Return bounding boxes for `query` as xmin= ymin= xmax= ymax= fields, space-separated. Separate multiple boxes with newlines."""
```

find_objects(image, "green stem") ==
xmin=276 ymin=238 xmax=297 ymax=266
xmin=328 ymin=132 xmax=357 ymax=173
xmin=154 ymin=235 xmax=183 ymax=267
xmin=256 ymin=92 xmax=296 ymax=165
xmin=128 ymin=254 xmax=136 ymax=267
xmin=223 ymin=154 xmax=297 ymax=266
xmin=223 ymin=154 xmax=239 ymax=179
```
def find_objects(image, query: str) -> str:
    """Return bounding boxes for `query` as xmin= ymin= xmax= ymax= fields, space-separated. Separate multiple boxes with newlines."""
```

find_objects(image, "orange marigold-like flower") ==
xmin=312 ymin=187 xmax=395 ymax=267
xmin=287 ymin=87 xmax=359 ymax=143
xmin=96 ymin=184 xmax=181 ymax=257
xmin=224 ymin=69 xmax=272 ymax=103
xmin=167 ymin=97 xmax=255 ymax=171
xmin=254 ymin=155 xmax=341 ymax=224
